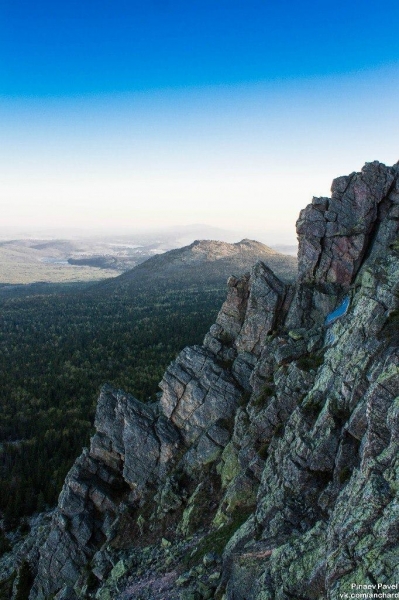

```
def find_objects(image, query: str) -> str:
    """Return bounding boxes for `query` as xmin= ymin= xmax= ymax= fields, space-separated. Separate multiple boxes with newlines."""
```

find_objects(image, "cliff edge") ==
xmin=13 ymin=161 xmax=399 ymax=599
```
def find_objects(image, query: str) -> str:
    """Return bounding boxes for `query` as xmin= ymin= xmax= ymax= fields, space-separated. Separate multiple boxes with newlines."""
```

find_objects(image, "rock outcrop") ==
xmin=14 ymin=161 xmax=399 ymax=599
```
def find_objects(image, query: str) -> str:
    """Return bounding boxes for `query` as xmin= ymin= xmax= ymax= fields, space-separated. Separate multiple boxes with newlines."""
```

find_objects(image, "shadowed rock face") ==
xmin=29 ymin=387 xmax=182 ymax=599
xmin=26 ymin=161 xmax=399 ymax=600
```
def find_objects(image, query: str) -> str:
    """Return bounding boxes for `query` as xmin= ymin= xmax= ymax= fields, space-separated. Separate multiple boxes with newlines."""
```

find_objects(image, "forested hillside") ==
xmin=0 ymin=238 xmax=296 ymax=530
xmin=24 ymin=160 xmax=399 ymax=600
xmin=0 ymin=280 xmax=225 ymax=527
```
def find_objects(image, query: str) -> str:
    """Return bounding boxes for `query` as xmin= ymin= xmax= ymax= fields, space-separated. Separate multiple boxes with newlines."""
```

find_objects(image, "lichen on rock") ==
xmin=17 ymin=160 xmax=399 ymax=600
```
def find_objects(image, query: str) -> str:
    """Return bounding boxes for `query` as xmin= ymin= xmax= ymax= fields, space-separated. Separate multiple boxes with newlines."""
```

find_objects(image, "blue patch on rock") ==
xmin=325 ymin=296 xmax=350 ymax=326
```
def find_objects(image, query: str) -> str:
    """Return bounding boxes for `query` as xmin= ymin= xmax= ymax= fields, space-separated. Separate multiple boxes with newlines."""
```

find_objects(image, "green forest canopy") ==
xmin=0 ymin=279 xmax=226 ymax=527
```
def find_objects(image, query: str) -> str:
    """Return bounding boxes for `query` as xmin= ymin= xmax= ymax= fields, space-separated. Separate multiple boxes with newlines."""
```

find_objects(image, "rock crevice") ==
xmin=22 ymin=161 xmax=399 ymax=600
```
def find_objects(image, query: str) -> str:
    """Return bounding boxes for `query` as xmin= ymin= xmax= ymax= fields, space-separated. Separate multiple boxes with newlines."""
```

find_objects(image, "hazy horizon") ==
xmin=0 ymin=222 xmax=299 ymax=248
xmin=2 ymin=1 xmax=398 ymax=243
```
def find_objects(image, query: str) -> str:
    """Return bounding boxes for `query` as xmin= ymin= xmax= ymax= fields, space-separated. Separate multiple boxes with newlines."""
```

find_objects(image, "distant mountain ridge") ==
xmin=0 ymin=230 xmax=297 ymax=285
xmin=104 ymin=238 xmax=297 ymax=290
xmin=24 ymin=160 xmax=399 ymax=600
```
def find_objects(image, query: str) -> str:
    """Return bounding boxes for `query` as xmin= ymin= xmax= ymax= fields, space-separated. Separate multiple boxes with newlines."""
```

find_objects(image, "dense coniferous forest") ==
xmin=0 ymin=280 xmax=226 ymax=528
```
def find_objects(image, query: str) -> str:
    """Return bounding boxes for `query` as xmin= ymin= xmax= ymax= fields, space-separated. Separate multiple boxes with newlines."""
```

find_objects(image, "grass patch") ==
xmin=252 ymin=384 xmax=274 ymax=408
xmin=183 ymin=507 xmax=253 ymax=568
xmin=273 ymin=422 xmax=284 ymax=438
xmin=389 ymin=238 xmax=399 ymax=253
xmin=239 ymin=391 xmax=252 ymax=406
xmin=301 ymin=393 xmax=322 ymax=415
xmin=297 ymin=353 xmax=324 ymax=372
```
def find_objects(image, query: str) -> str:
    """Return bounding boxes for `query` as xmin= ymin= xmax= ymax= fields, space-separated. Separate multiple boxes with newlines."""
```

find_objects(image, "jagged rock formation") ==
xmin=19 ymin=161 xmax=399 ymax=599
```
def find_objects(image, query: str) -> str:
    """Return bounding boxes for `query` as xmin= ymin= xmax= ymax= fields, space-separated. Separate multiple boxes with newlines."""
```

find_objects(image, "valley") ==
xmin=1 ymin=160 xmax=395 ymax=600
xmin=0 ymin=238 xmax=296 ymax=530
xmin=0 ymin=225 xmax=280 ymax=285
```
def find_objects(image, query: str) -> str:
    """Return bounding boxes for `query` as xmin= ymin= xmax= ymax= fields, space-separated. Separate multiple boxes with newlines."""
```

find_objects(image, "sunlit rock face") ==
xmin=297 ymin=161 xmax=396 ymax=286
xmin=27 ymin=161 xmax=399 ymax=600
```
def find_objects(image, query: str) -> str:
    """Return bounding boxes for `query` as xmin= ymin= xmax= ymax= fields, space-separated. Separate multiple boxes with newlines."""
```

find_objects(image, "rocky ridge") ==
xmin=4 ymin=161 xmax=399 ymax=599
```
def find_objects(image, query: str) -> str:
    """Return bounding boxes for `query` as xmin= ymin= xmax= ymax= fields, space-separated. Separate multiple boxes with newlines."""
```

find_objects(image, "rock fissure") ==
xmin=10 ymin=160 xmax=398 ymax=600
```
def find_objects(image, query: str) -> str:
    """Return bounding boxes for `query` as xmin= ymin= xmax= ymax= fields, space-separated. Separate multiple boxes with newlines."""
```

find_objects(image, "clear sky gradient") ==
xmin=1 ymin=0 xmax=399 ymax=243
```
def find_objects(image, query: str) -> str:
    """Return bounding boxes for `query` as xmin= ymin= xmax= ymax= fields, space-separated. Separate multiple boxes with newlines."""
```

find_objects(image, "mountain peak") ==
xmin=21 ymin=162 xmax=399 ymax=600
xmin=105 ymin=237 xmax=297 ymax=289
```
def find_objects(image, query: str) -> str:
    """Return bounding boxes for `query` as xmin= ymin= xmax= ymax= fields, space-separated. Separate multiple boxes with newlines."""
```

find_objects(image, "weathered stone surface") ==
xmin=27 ymin=161 xmax=399 ymax=600
xmin=222 ymin=222 xmax=399 ymax=599
xmin=159 ymin=346 xmax=241 ymax=444
xmin=234 ymin=262 xmax=286 ymax=356
xmin=297 ymin=161 xmax=397 ymax=287
xmin=30 ymin=386 xmax=182 ymax=599
xmin=208 ymin=273 xmax=250 ymax=343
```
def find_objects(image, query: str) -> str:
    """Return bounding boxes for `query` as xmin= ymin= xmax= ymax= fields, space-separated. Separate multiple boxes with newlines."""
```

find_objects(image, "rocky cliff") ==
xmin=10 ymin=161 xmax=399 ymax=599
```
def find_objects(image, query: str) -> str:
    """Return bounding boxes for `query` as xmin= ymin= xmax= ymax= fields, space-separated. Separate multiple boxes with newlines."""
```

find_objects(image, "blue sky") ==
xmin=1 ymin=0 xmax=399 ymax=243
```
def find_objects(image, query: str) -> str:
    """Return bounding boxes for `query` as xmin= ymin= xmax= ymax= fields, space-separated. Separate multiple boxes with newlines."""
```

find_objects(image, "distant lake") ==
xmin=41 ymin=258 xmax=70 ymax=264
xmin=109 ymin=244 xmax=143 ymax=249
